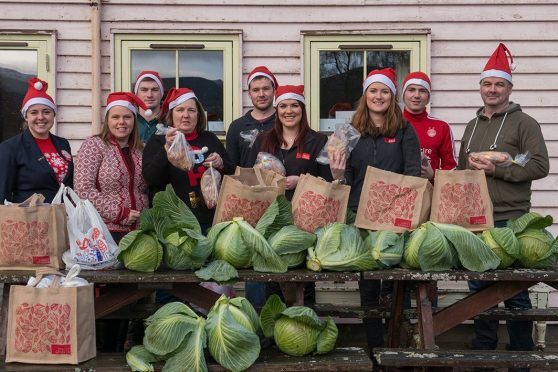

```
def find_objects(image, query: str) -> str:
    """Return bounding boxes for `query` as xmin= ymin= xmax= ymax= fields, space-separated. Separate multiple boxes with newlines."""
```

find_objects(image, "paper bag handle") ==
xmin=253 ymin=166 xmax=267 ymax=186
xmin=19 ymin=193 xmax=46 ymax=207
xmin=33 ymin=267 xmax=65 ymax=288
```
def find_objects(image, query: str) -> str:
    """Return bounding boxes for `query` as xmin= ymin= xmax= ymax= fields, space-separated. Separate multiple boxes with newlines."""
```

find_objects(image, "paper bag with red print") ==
xmin=291 ymin=174 xmax=350 ymax=233
xmin=355 ymin=166 xmax=432 ymax=233
xmin=0 ymin=194 xmax=67 ymax=270
xmin=6 ymin=268 xmax=96 ymax=364
xmin=213 ymin=167 xmax=286 ymax=226
xmin=430 ymin=169 xmax=494 ymax=231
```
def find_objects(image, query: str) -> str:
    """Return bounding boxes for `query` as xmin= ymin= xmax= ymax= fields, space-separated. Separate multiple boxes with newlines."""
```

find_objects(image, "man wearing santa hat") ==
xmin=458 ymin=43 xmax=549 ymax=368
xmin=133 ymin=70 xmax=164 ymax=143
xmin=226 ymin=66 xmax=278 ymax=169
xmin=402 ymin=72 xmax=456 ymax=180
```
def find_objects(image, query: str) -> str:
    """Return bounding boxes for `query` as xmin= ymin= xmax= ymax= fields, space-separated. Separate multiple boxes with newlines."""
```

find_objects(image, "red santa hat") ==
xmin=480 ymin=43 xmax=515 ymax=84
xmin=160 ymin=87 xmax=197 ymax=118
xmin=105 ymin=92 xmax=151 ymax=117
xmin=403 ymin=72 xmax=432 ymax=94
xmin=363 ymin=68 xmax=397 ymax=95
xmin=20 ymin=77 xmax=57 ymax=117
xmin=247 ymin=66 xmax=278 ymax=88
xmin=274 ymin=85 xmax=304 ymax=106
xmin=133 ymin=70 xmax=165 ymax=95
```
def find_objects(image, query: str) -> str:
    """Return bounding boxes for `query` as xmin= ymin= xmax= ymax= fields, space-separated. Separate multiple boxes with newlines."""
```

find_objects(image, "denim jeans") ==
xmin=245 ymin=282 xmax=267 ymax=309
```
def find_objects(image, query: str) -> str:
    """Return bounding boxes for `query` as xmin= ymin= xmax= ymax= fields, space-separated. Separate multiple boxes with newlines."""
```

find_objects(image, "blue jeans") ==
xmin=245 ymin=282 xmax=267 ymax=309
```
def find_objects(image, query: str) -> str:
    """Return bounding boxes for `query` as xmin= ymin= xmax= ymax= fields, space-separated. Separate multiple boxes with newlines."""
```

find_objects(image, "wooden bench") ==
xmin=374 ymin=348 xmax=558 ymax=370
xmin=0 ymin=347 xmax=373 ymax=371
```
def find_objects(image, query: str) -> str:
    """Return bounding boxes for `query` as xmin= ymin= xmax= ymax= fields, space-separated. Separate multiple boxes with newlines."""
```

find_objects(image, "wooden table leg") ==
xmin=415 ymin=282 xmax=435 ymax=349
xmin=0 ymin=284 xmax=9 ymax=357
xmin=387 ymin=280 xmax=406 ymax=348
xmin=95 ymin=284 xmax=155 ymax=319
xmin=170 ymin=283 xmax=221 ymax=310
xmin=280 ymin=282 xmax=305 ymax=306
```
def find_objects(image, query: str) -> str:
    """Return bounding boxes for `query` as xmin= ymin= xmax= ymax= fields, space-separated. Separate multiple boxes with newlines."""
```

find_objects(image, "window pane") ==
xmin=0 ymin=50 xmax=37 ymax=141
xmin=366 ymin=50 xmax=411 ymax=101
xmin=319 ymin=51 xmax=363 ymax=131
xmin=179 ymin=51 xmax=224 ymax=132
xmin=130 ymin=50 xmax=175 ymax=93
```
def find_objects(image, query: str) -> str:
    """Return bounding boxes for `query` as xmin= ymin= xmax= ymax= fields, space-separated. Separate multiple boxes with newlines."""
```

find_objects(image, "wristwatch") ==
xmin=336 ymin=177 xmax=347 ymax=185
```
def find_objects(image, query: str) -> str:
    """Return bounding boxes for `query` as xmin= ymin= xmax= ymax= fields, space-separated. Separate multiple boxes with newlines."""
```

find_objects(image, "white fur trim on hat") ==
xmin=363 ymin=74 xmax=396 ymax=95
xmin=105 ymin=100 xmax=138 ymax=116
xmin=274 ymin=93 xmax=305 ymax=106
xmin=480 ymin=69 xmax=513 ymax=84
xmin=248 ymin=72 xmax=275 ymax=87
xmin=21 ymin=97 xmax=57 ymax=117
xmin=169 ymin=92 xmax=197 ymax=110
xmin=403 ymin=78 xmax=431 ymax=94
xmin=134 ymin=73 xmax=164 ymax=95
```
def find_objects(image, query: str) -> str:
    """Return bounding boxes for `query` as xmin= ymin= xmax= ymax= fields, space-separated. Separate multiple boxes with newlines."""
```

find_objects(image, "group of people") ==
xmin=0 ymin=43 xmax=549 ymax=370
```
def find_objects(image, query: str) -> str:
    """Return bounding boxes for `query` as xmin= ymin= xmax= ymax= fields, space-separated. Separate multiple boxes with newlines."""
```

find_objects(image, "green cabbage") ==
xmin=163 ymin=226 xmax=212 ymax=270
xmin=307 ymin=223 xmax=376 ymax=272
xmin=255 ymin=195 xmax=293 ymax=239
xmin=260 ymin=294 xmax=338 ymax=356
xmin=402 ymin=222 xmax=458 ymax=271
xmin=481 ymin=227 xmax=520 ymax=269
xmin=117 ymin=230 xmax=163 ymax=272
xmin=364 ymin=230 xmax=405 ymax=268
xmin=195 ymin=260 xmax=239 ymax=283
xmin=126 ymin=345 xmax=160 ymax=372
xmin=517 ymin=228 xmax=558 ymax=268
xmin=269 ymin=225 xmax=316 ymax=268
xmin=508 ymin=212 xmax=553 ymax=235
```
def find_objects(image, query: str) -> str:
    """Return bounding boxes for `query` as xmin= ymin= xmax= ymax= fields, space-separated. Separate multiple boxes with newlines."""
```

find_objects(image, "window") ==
xmin=0 ymin=34 xmax=52 ymax=141
xmin=114 ymin=33 xmax=240 ymax=133
xmin=303 ymin=33 xmax=428 ymax=131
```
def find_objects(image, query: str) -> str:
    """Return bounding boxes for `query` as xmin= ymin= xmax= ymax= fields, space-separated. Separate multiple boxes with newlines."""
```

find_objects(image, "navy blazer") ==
xmin=0 ymin=129 xmax=74 ymax=203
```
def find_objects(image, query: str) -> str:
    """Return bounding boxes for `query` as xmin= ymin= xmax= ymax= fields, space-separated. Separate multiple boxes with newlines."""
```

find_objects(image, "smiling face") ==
xmin=248 ymin=77 xmax=275 ymax=112
xmin=277 ymin=99 xmax=303 ymax=130
xmin=365 ymin=82 xmax=393 ymax=115
xmin=403 ymin=84 xmax=429 ymax=114
xmin=107 ymin=105 xmax=135 ymax=145
xmin=172 ymin=99 xmax=199 ymax=134
xmin=136 ymin=79 xmax=162 ymax=111
xmin=480 ymin=76 xmax=513 ymax=112
xmin=25 ymin=104 xmax=55 ymax=139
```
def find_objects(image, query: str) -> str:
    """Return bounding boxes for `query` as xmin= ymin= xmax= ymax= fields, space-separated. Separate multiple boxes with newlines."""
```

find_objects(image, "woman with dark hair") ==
xmin=248 ymin=85 xmax=333 ymax=200
xmin=329 ymin=68 xmax=421 ymax=358
xmin=0 ymin=78 xmax=73 ymax=203
xmin=142 ymin=87 xmax=234 ymax=231
xmin=74 ymin=92 xmax=149 ymax=243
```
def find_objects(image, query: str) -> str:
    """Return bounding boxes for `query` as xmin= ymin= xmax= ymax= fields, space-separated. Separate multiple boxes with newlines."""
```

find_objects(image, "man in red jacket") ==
xmin=402 ymin=72 xmax=457 ymax=180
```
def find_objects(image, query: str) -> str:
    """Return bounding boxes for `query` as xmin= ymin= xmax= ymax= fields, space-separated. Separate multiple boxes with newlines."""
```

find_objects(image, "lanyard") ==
xmin=465 ymin=111 xmax=508 ymax=154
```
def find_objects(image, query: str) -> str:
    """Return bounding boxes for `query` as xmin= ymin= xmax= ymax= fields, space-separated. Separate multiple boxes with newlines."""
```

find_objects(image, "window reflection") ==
xmin=0 ymin=50 xmax=37 ymax=141
xmin=131 ymin=50 xmax=175 ymax=93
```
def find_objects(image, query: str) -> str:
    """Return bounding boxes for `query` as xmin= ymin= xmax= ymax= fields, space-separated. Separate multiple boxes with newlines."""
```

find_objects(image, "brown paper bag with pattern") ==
xmin=0 ymin=194 xmax=67 ymax=270
xmin=355 ymin=166 xmax=433 ymax=233
xmin=291 ymin=174 xmax=350 ymax=233
xmin=5 ymin=268 xmax=96 ymax=364
xmin=213 ymin=167 xmax=286 ymax=226
xmin=430 ymin=169 xmax=494 ymax=231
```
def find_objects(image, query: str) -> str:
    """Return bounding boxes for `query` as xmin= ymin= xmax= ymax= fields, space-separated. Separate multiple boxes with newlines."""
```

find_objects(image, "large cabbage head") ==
xmin=163 ymin=226 xmax=212 ymax=270
xmin=307 ymin=222 xmax=376 ymax=272
xmin=260 ymin=295 xmax=338 ymax=357
xmin=364 ymin=230 xmax=405 ymax=268
xmin=117 ymin=230 xmax=163 ymax=272
xmin=481 ymin=227 xmax=520 ymax=269
xmin=402 ymin=222 xmax=458 ymax=271
xmin=269 ymin=225 xmax=316 ymax=268
xmin=517 ymin=228 xmax=557 ymax=268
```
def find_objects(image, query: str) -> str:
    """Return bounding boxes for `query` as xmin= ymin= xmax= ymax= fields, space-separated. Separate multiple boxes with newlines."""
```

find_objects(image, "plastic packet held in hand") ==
xmin=469 ymin=151 xmax=531 ymax=167
xmin=200 ymin=164 xmax=222 ymax=209
xmin=168 ymin=131 xmax=195 ymax=171
xmin=316 ymin=122 xmax=361 ymax=164
xmin=240 ymin=129 xmax=260 ymax=148
xmin=255 ymin=152 xmax=286 ymax=176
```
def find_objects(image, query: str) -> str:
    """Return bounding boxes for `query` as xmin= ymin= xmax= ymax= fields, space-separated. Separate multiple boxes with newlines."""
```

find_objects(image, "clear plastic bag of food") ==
xmin=316 ymin=122 xmax=361 ymax=164
xmin=200 ymin=164 xmax=222 ymax=209
xmin=155 ymin=124 xmax=195 ymax=171
xmin=240 ymin=129 xmax=259 ymax=149
xmin=469 ymin=151 xmax=531 ymax=167
xmin=254 ymin=152 xmax=286 ymax=176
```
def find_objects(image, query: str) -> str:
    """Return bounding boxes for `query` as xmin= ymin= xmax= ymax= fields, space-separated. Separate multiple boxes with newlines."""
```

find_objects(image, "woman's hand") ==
xmin=164 ymin=127 xmax=178 ymax=150
xmin=421 ymin=162 xmax=435 ymax=180
xmin=125 ymin=209 xmax=141 ymax=225
xmin=204 ymin=152 xmax=224 ymax=170
xmin=328 ymin=149 xmax=347 ymax=181
xmin=285 ymin=175 xmax=300 ymax=190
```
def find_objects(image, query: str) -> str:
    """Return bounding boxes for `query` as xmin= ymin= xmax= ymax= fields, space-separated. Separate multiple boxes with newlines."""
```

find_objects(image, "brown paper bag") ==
xmin=213 ymin=167 xmax=286 ymax=226
xmin=291 ymin=174 xmax=350 ymax=233
xmin=354 ymin=166 xmax=433 ymax=232
xmin=430 ymin=169 xmax=494 ymax=231
xmin=0 ymin=194 xmax=67 ymax=270
xmin=6 ymin=268 xmax=96 ymax=364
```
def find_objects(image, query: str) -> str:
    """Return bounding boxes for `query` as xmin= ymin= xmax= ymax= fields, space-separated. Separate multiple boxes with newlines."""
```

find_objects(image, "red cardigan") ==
xmin=75 ymin=136 xmax=148 ymax=232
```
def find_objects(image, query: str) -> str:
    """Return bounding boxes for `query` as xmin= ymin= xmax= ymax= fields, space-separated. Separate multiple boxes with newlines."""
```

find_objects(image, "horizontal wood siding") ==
xmin=0 ymin=0 xmax=556 ymax=231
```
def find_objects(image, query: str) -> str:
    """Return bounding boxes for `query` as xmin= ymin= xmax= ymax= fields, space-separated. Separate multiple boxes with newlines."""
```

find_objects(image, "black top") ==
xmin=247 ymin=130 xmax=333 ymax=200
xmin=346 ymin=124 xmax=421 ymax=211
xmin=142 ymin=131 xmax=234 ymax=225
xmin=0 ymin=129 xmax=74 ymax=203
xmin=225 ymin=110 xmax=275 ymax=168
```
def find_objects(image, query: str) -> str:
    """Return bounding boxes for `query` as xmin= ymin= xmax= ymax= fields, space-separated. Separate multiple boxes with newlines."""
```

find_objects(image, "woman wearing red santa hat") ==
xmin=142 ymin=87 xmax=234 ymax=231
xmin=329 ymin=68 xmax=421 ymax=359
xmin=74 ymin=92 xmax=149 ymax=242
xmin=0 ymin=77 xmax=74 ymax=203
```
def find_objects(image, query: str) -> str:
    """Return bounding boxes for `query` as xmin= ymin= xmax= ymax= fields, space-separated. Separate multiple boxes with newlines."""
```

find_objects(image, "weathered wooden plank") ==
xmin=95 ymin=284 xmax=155 ymax=319
xmin=415 ymin=282 xmax=435 ymax=348
xmin=363 ymin=268 xmax=558 ymax=282
xmin=432 ymin=40 xmax=558 ymax=57
xmin=432 ymin=107 xmax=558 ymax=125
xmin=0 ymin=3 xmax=90 ymax=21
xmin=431 ymin=90 xmax=558 ymax=106
xmin=0 ymin=284 xmax=9 ymax=357
xmin=0 ymin=20 xmax=91 ymax=40
xmin=431 ymin=73 xmax=558 ymax=91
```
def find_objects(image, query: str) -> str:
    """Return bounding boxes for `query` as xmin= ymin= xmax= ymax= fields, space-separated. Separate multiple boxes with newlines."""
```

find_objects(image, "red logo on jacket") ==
xmin=296 ymin=152 xmax=311 ymax=160
xmin=384 ymin=137 xmax=396 ymax=144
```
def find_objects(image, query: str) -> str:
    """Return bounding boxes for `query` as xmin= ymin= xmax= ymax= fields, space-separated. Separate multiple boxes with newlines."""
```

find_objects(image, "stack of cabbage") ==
xmin=507 ymin=212 xmax=558 ymax=268
xmin=127 ymin=296 xmax=261 ymax=372
xmin=117 ymin=185 xmax=212 ymax=272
